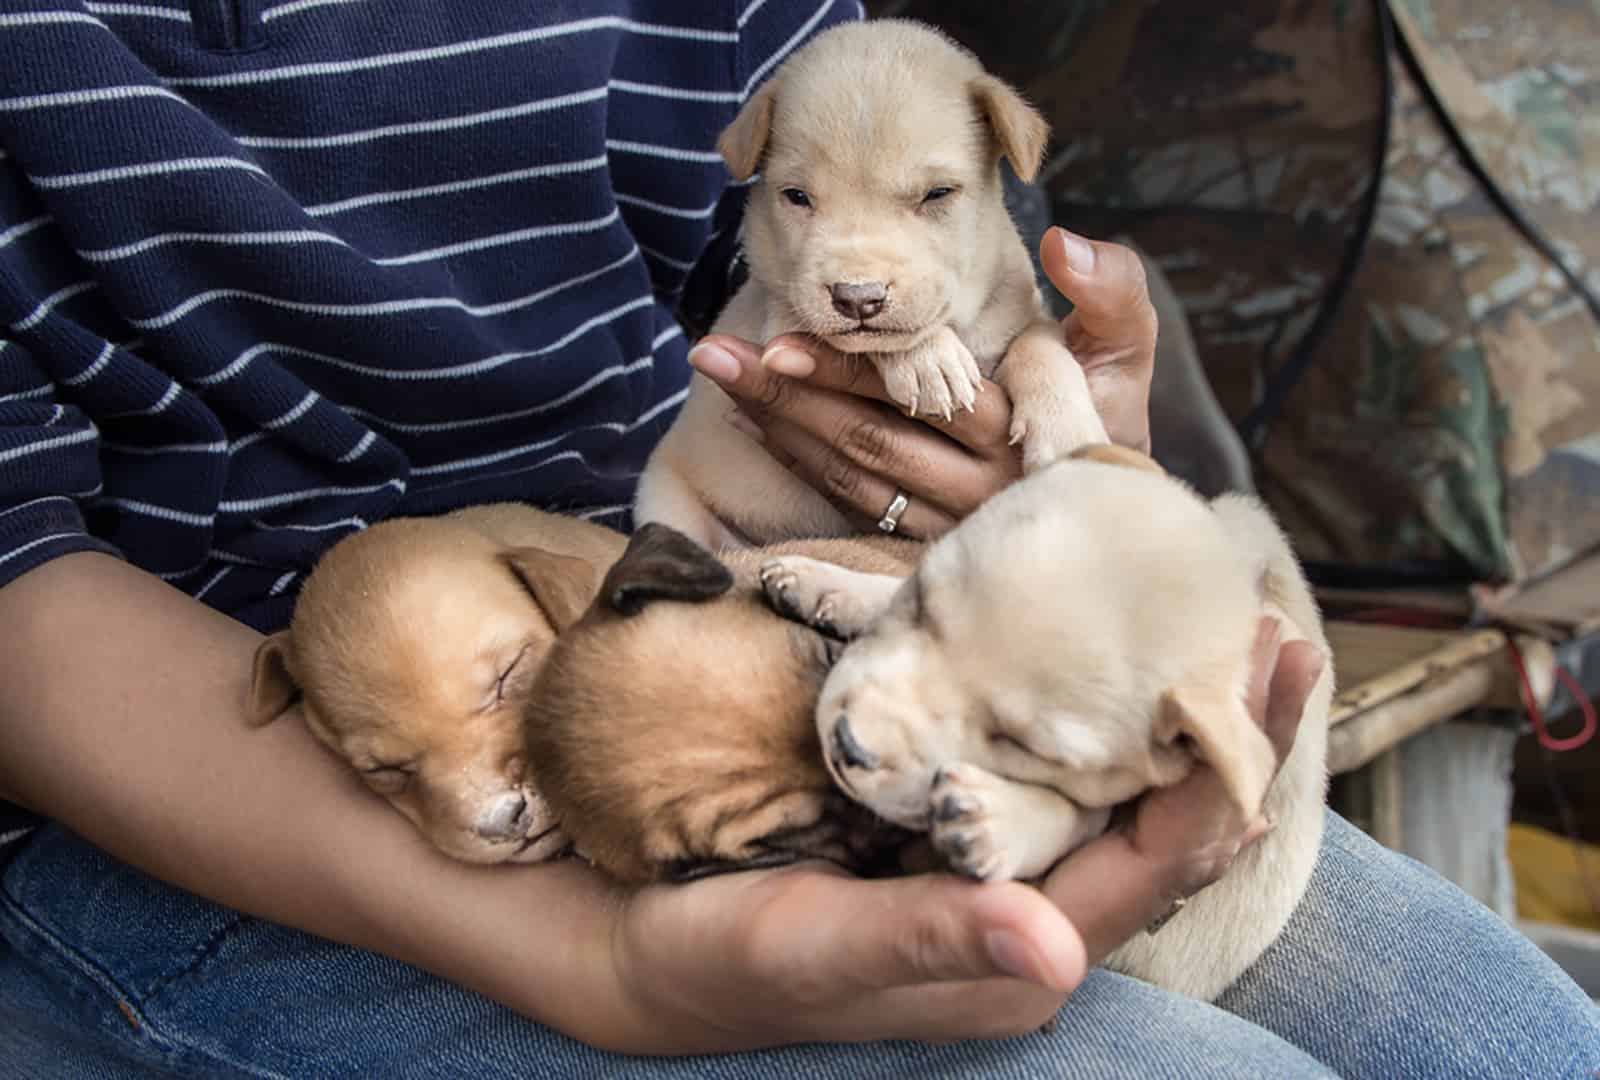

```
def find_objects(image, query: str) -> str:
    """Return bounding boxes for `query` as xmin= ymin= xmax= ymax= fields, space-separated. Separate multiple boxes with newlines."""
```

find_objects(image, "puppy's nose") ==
xmin=830 ymin=281 xmax=887 ymax=321
xmin=474 ymin=793 xmax=529 ymax=839
xmin=831 ymin=714 xmax=880 ymax=771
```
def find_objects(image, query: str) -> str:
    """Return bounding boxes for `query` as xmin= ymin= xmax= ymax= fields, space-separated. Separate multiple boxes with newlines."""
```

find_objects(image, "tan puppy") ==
xmin=522 ymin=525 xmax=921 ymax=883
xmin=248 ymin=504 xmax=624 ymax=864
xmin=636 ymin=19 xmax=1107 ymax=548
xmin=759 ymin=444 xmax=1333 ymax=1000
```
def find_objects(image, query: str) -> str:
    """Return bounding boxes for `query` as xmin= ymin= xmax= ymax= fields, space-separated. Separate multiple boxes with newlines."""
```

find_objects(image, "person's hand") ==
xmin=585 ymin=617 xmax=1323 ymax=1054
xmin=1038 ymin=618 xmax=1325 ymax=960
xmin=685 ymin=227 xmax=1158 ymax=539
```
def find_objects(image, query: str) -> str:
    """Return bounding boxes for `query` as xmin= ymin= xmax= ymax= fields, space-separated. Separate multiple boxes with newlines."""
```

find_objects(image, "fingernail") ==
xmin=985 ymin=929 xmax=1061 ymax=990
xmin=723 ymin=409 xmax=763 ymax=442
xmin=688 ymin=343 xmax=740 ymax=384
xmin=1057 ymin=229 xmax=1096 ymax=275
xmin=761 ymin=346 xmax=815 ymax=378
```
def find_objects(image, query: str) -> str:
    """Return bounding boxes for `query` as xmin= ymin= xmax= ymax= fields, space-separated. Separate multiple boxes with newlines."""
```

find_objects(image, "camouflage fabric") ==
xmin=868 ymin=1 xmax=1600 ymax=585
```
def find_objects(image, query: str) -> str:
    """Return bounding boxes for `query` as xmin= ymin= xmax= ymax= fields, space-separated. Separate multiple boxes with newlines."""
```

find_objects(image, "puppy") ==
xmin=248 ymin=504 xmax=624 ymax=864
xmin=635 ymin=19 xmax=1107 ymax=548
xmin=760 ymin=444 xmax=1333 ymax=1000
xmin=523 ymin=446 xmax=1331 ymax=1000
xmin=521 ymin=525 xmax=921 ymax=883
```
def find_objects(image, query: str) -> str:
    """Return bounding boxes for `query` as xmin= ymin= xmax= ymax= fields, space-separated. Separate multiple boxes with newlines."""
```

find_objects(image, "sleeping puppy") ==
xmin=522 ymin=526 xmax=922 ymax=883
xmin=247 ymin=504 xmax=624 ymax=865
xmin=524 ymin=446 xmax=1331 ymax=1000
xmin=635 ymin=19 xmax=1107 ymax=548
xmin=759 ymin=444 xmax=1334 ymax=1000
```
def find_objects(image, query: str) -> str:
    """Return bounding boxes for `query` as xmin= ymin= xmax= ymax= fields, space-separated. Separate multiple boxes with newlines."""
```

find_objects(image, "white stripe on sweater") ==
xmin=0 ymin=84 xmax=189 ymax=112
xmin=10 ymin=281 xmax=98 ymax=332
xmin=163 ymin=17 xmax=736 ymax=88
xmin=142 ymin=244 xmax=642 ymax=332
xmin=238 ymin=87 xmax=607 ymax=150
xmin=31 ymin=155 xmax=267 ymax=190
xmin=305 ymin=156 xmax=608 ymax=217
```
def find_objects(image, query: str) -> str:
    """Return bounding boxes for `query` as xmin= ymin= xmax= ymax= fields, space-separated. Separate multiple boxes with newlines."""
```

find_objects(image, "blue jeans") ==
xmin=2 ymin=811 xmax=1596 ymax=1078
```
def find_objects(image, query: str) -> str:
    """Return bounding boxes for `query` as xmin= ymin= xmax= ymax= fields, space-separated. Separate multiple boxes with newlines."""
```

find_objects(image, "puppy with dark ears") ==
xmin=247 ymin=503 xmax=625 ymax=865
xmin=635 ymin=19 xmax=1109 ymax=549
xmin=521 ymin=524 xmax=920 ymax=884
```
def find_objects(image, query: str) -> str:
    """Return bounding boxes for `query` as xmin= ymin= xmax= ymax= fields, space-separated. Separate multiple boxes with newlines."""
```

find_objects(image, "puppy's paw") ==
xmin=875 ymin=329 xmax=981 ymax=421
xmin=928 ymin=766 xmax=1024 ymax=883
xmin=1008 ymin=385 xmax=1108 ymax=474
xmin=760 ymin=556 xmax=846 ymax=637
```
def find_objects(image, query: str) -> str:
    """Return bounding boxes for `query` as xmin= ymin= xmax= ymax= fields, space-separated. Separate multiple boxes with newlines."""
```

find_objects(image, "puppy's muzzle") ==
xmin=473 ymin=792 xmax=531 ymax=839
xmin=830 ymin=281 xmax=886 ymax=321
xmin=831 ymin=714 xmax=880 ymax=771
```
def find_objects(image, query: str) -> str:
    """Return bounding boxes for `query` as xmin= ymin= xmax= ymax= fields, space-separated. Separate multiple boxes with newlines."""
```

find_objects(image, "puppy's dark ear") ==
xmin=503 ymin=547 xmax=599 ymax=631
xmin=717 ymin=79 xmax=777 ymax=181
xmin=601 ymin=523 xmax=733 ymax=616
xmin=248 ymin=631 xmax=300 ymax=727
xmin=970 ymin=74 xmax=1049 ymax=183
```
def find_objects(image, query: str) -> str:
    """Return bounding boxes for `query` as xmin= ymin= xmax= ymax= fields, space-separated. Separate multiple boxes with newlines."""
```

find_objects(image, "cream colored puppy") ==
xmin=636 ymin=19 xmax=1106 ymax=548
xmin=759 ymin=445 xmax=1333 ymax=1000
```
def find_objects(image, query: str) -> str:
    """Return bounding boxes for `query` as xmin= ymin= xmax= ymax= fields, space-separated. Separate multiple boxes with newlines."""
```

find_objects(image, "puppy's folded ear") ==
xmin=248 ymin=631 xmax=300 ymax=727
xmin=503 ymin=547 xmax=599 ymax=631
xmin=970 ymin=74 xmax=1049 ymax=183
xmin=1071 ymin=443 xmax=1166 ymax=476
xmin=601 ymin=523 xmax=734 ymax=616
xmin=717 ymin=80 xmax=777 ymax=181
xmin=1157 ymin=685 xmax=1277 ymax=818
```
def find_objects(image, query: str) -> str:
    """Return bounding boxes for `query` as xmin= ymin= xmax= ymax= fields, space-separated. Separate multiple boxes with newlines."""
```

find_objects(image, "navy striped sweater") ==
xmin=0 ymin=0 xmax=860 ymax=636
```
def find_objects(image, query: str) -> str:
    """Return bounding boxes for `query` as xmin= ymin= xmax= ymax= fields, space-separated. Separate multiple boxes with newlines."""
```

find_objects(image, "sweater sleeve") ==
xmin=0 ymin=331 xmax=122 ymax=591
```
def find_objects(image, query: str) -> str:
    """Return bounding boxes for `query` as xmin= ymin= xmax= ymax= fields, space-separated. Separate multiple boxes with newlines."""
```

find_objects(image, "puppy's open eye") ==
xmin=921 ymin=186 xmax=956 ymax=205
xmin=780 ymin=187 xmax=812 ymax=208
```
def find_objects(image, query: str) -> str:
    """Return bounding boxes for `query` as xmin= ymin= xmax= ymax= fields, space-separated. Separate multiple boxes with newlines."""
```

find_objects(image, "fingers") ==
xmin=1038 ymin=228 xmax=1156 ymax=453
xmin=690 ymin=337 xmax=1015 ymax=525
xmin=749 ymin=871 xmax=1085 ymax=999
xmin=752 ymin=416 xmax=959 ymax=539
xmin=1264 ymin=639 xmax=1324 ymax=764
xmin=1038 ymin=227 xmax=1158 ymax=348
xmin=695 ymin=334 xmax=1016 ymax=457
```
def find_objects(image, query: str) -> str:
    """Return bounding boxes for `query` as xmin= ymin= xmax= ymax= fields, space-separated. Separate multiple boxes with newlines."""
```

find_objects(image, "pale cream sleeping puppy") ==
xmin=759 ymin=445 xmax=1334 ymax=1000
xmin=636 ymin=19 xmax=1107 ymax=549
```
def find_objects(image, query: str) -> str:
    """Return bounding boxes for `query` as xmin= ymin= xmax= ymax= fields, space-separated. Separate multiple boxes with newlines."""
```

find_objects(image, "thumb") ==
xmin=788 ymin=873 xmax=1086 ymax=995
xmin=1039 ymin=227 xmax=1158 ymax=346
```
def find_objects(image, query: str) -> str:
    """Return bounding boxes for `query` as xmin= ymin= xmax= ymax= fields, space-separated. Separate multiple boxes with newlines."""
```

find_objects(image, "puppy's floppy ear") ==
xmin=1071 ymin=443 xmax=1166 ymax=476
xmin=1157 ymin=685 xmax=1277 ymax=818
xmin=601 ymin=523 xmax=733 ymax=616
xmin=502 ymin=547 xmax=599 ymax=631
xmin=718 ymin=80 xmax=777 ymax=181
xmin=970 ymin=74 xmax=1049 ymax=183
xmin=248 ymin=631 xmax=300 ymax=727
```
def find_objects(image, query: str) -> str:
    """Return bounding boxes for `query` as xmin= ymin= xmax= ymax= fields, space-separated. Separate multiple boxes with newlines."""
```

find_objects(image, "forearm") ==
xmin=0 ymin=553 xmax=632 ymax=1044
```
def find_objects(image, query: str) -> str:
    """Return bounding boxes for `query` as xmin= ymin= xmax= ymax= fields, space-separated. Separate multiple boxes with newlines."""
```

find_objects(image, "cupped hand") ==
xmin=686 ymin=227 xmax=1158 ymax=539
xmin=582 ymin=620 xmax=1321 ymax=1055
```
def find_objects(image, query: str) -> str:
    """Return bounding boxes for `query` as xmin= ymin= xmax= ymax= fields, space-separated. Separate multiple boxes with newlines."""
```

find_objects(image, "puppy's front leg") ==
xmin=872 ymin=325 xmax=983 ymax=421
xmin=995 ymin=320 xmax=1108 ymax=473
xmin=759 ymin=556 xmax=905 ymax=640
xmin=930 ymin=763 xmax=1110 ymax=882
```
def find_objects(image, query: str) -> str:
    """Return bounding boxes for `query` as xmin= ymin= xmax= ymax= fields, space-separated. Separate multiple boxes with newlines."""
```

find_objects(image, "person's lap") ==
xmin=1 ymin=811 xmax=1594 ymax=1079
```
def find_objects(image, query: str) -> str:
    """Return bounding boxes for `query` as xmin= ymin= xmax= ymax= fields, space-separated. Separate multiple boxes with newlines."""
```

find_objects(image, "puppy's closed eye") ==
xmin=360 ymin=761 xmax=416 ymax=794
xmin=919 ymin=185 xmax=957 ymax=205
xmin=490 ymin=644 xmax=532 ymax=707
